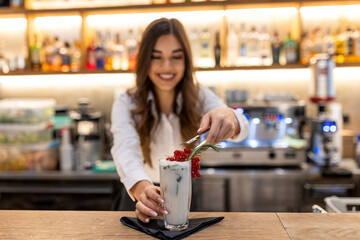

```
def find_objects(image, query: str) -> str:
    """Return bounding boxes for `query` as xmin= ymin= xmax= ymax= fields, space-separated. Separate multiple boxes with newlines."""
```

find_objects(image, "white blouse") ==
xmin=111 ymin=85 xmax=249 ymax=199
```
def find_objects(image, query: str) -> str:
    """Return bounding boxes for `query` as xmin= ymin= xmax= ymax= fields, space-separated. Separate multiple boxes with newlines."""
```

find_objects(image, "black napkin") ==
xmin=120 ymin=216 xmax=224 ymax=240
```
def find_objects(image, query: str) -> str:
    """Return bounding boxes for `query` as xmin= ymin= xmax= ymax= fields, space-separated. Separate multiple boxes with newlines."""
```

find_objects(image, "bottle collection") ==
xmin=85 ymin=30 xmax=140 ymax=71
xmin=3 ymin=2 xmax=360 ymax=73
xmin=20 ymin=24 xmax=360 ymax=72
xmin=300 ymin=26 xmax=360 ymax=64
xmin=223 ymin=23 xmax=298 ymax=67
xmin=29 ymin=35 xmax=82 ymax=72
xmin=0 ymin=54 xmax=26 ymax=74
xmin=31 ymin=0 xmax=222 ymax=6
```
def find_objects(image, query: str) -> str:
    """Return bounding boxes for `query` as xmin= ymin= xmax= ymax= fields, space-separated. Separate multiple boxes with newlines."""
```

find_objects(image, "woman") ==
xmin=111 ymin=18 xmax=249 ymax=223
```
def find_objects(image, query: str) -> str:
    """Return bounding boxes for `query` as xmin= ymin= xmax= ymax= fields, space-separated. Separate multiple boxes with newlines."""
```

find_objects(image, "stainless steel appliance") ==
xmin=202 ymin=96 xmax=307 ymax=167
xmin=307 ymin=54 xmax=343 ymax=169
xmin=194 ymin=94 xmax=306 ymax=212
xmin=307 ymin=105 xmax=340 ymax=167
xmin=194 ymin=168 xmax=303 ymax=212
xmin=70 ymin=98 xmax=103 ymax=170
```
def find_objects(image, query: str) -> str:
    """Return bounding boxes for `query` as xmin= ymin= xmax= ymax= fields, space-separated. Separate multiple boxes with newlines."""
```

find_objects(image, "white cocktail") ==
xmin=159 ymin=158 xmax=191 ymax=231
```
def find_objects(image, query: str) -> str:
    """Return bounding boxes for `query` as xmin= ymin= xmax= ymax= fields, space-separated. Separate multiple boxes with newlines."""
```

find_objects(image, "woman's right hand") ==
xmin=131 ymin=180 xmax=168 ymax=223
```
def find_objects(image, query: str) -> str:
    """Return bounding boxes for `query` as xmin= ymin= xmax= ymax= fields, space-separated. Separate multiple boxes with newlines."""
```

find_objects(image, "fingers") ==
xmin=136 ymin=207 xmax=151 ymax=223
xmin=214 ymin=120 xmax=235 ymax=143
xmin=136 ymin=201 xmax=158 ymax=219
xmin=198 ymin=114 xmax=211 ymax=135
xmin=142 ymin=193 xmax=167 ymax=215
xmin=145 ymin=186 xmax=163 ymax=204
xmin=202 ymin=108 xmax=237 ymax=144
xmin=136 ymin=186 xmax=168 ymax=223
xmin=205 ymin=118 xmax=220 ymax=144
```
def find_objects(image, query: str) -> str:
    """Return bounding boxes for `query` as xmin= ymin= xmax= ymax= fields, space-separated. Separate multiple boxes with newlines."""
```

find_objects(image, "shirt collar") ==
xmin=147 ymin=90 xmax=183 ymax=117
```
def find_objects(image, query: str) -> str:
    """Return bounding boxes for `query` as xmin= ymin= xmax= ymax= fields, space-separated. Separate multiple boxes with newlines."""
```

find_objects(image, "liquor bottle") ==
xmin=104 ymin=31 xmax=113 ymax=71
xmin=300 ymin=32 xmax=313 ymax=64
xmin=345 ymin=27 xmax=354 ymax=61
xmin=95 ymin=32 xmax=105 ymax=69
xmin=271 ymin=31 xmax=282 ymax=65
xmin=17 ymin=55 xmax=26 ymax=71
xmin=237 ymin=23 xmax=248 ymax=66
xmin=0 ymin=55 xmax=9 ymax=73
xmin=125 ymin=29 xmax=138 ymax=70
xmin=323 ymin=28 xmax=335 ymax=56
xmin=353 ymin=26 xmax=360 ymax=61
xmin=86 ymin=38 xmax=96 ymax=70
xmin=335 ymin=28 xmax=345 ymax=63
xmin=247 ymin=26 xmax=260 ymax=66
xmin=112 ymin=33 xmax=126 ymax=70
xmin=226 ymin=24 xmax=238 ymax=67
xmin=60 ymin=41 xmax=71 ymax=72
xmin=8 ymin=56 xmax=16 ymax=72
xmin=313 ymin=28 xmax=323 ymax=54
xmin=51 ymin=37 xmax=63 ymax=72
xmin=214 ymin=31 xmax=221 ymax=67
xmin=71 ymin=41 xmax=81 ymax=72
xmin=259 ymin=25 xmax=272 ymax=66
xmin=198 ymin=28 xmax=213 ymax=68
xmin=30 ymin=34 xmax=42 ymax=71
xmin=41 ymin=36 xmax=53 ymax=72
xmin=190 ymin=29 xmax=199 ymax=67
xmin=283 ymin=33 xmax=298 ymax=64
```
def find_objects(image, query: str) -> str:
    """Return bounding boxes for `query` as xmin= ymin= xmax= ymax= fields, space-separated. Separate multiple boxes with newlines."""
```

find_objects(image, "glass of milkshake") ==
xmin=159 ymin=158 xmax=191 ymax=231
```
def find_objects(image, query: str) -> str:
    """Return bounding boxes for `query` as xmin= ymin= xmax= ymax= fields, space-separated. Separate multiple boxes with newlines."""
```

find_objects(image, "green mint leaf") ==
xmin=176 ymin=173 xmax=182 ymax=183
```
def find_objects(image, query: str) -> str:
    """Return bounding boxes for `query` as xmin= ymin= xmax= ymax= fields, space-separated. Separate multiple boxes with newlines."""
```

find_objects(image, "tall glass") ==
xmin=159 ymin=158 xmax=192 ymax=231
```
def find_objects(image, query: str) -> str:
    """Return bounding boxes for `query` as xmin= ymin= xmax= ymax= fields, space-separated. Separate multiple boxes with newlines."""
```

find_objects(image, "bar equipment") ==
xmin=70 ymin=98 xmax=103 ymax=170
xmin=307 ymin=53 xmax=349 ymax=177
xmin=195 ymin=93 xmax=306 ymax=212
xmin=202 ymin=93 xmax=307 ymax=167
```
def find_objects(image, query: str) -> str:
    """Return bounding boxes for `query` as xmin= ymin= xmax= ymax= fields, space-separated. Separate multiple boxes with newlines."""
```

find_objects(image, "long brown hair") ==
xmin=128 ymin=18 xmax=201 ymax=167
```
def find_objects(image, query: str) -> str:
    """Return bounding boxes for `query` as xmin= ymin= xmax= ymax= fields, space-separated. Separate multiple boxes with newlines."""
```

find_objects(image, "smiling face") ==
xmin=148 ymin=34 xmax=185 ymax=95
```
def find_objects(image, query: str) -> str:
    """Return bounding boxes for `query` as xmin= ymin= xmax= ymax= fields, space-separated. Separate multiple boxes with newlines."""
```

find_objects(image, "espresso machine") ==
xmin=201 ymin=92 xmax=307 ymax=167
xmin=70 ymin=98 xmax=103 ymax=170
xmin=307 ymin=53 xmax=349 ymax=176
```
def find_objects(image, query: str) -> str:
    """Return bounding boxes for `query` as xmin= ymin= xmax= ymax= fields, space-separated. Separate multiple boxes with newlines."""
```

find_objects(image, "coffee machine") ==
xmin=201 ymin=92 xmax=307 ymax=167
xmin=307 ymin=54 xmax=348 ymax=176
xmin=70 ymin=98 xmax=103 ymax=170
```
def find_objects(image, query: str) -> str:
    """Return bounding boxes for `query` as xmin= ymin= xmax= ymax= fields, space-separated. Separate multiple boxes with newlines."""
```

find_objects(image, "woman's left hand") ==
xmin=197 ymin=107 xmax=240 ymax=144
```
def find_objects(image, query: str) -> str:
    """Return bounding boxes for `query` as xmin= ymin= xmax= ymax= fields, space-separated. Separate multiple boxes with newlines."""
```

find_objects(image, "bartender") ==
xmin=111 ymin=18 xmax=249 ymax=223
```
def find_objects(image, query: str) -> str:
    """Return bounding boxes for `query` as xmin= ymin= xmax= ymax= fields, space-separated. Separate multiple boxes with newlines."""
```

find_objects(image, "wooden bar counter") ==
xmin=0 ymin=211 xmax=360 ymax=239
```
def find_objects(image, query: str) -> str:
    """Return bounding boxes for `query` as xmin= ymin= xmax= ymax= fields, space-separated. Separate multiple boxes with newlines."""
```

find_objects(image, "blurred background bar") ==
xmin=0 ymin=0 xmax=360 ymax=213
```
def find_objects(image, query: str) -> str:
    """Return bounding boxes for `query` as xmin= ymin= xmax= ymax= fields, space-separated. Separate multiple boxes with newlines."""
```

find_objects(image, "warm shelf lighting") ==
xmin=195 ymin=69 xmax=310 ymax=85
xmin=333 ymin=67 xmax=360 ymax=81
xmin=300 ymin=5 xmax=360 ymax=19
xmin=0 ymin=73 xmax=135 ymax=87
xmin=0 ymin=67 xmax=357 ymax=87
xmin=225 ymin=7 xmax=297 ymax=17
xmin=34 ymin=16 xmax=82 ymax=29
xmin=86 ymin=10 xmax=224 ymax=28
xmin=0 ymin=18 xmax=27 ymax=31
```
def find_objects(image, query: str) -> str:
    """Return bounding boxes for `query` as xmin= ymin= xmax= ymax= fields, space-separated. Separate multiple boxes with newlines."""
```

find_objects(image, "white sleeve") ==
xmin=110 ymin=93 xmax=152 ymax=201
xmin=199 ymin=85 xmax=249 ymax=142
xmin=230 ymin=108 xmax=250 ymax=142
xmin=199 ymin=85 xmax=227 ymax=114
